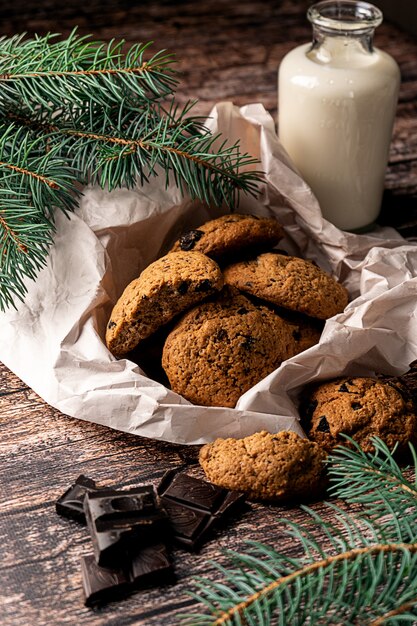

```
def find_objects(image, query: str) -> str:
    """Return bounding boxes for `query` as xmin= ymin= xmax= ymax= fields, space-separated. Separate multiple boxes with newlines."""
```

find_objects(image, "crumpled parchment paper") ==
xmin=1 ymin=102 xmax=416 ymax=444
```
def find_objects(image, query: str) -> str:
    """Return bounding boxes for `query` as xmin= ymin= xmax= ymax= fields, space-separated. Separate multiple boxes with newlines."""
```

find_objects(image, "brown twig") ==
xmin=368 ymin=598 xmax=417 ymax=625
xmin=0 ymin=161 xmax=59 ymax=189
xmin=0 ymin=213 xmax=27 ymax=254
xmin=0 ymin=62 xmax=155 ymax=80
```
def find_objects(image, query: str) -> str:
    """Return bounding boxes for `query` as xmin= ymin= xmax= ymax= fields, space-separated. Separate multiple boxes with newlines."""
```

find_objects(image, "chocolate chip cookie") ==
xmin=199 ymin=430 xmax=327 ymax=502
xmin=223 ymin=252 xmax=348 ymax=319
xmin=161 ymin=287 xmax=300 ymax=408
xmin=170 ymin=213 xmax=284 ymax=262
xmin=106 ymin=251 xmax=223 ymax=357
xmin=301 ymin=376 xmax=417 ymax=453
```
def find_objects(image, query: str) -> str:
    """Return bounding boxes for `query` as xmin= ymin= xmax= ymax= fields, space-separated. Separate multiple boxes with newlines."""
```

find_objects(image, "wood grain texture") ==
xmin=1 ymin=1 xmax=417 ymax=624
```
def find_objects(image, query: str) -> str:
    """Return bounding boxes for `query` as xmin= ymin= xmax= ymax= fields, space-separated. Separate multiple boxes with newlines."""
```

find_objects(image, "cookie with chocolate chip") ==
xmin=223 ymin=252 xmax=348 ymax=320
xmin=199 ymin=430 xmax=327 ymax=502
xmin=170 ymin=214 xmax=284 ymax=262
xmin=301 ymin=377 xmax=417 ymax=453
xmin=162 ymin=287 xmax=300 ymax=408
xmin=106 ymin=251 xmax=223 ymax=357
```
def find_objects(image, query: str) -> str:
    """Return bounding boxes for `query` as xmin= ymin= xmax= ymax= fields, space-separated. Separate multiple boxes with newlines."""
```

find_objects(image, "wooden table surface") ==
xmin=1 ymin=1 xmax=417 ymax=625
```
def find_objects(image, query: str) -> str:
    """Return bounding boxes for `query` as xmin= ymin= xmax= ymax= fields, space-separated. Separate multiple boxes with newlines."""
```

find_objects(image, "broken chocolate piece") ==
xmin=84 ymin=487 xmax=168 ymax=567
xmin=81 ymin=554 xmax=130 ymax=607
xmin=179 ymin=229 xmax=204 ymax=250
xmin=351 ymin=402 xmax=362 ymax=410
xmin=81 ymin=543 xmax=174 ymax=607
xmin=157 ymin=470 xmax=245 ymax=550
xmin=56 ymin=475 xmax=100 ymax=525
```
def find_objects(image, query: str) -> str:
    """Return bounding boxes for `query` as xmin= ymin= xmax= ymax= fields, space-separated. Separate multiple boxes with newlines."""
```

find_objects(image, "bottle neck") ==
xmin=307 ymin=1 xmax=382 ymax=64
xmin=310 ymin=25 xmax=375 ymax=64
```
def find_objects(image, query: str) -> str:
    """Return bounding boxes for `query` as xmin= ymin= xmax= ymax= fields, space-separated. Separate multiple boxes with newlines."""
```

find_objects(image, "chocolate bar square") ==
xmin=81 ymin=544 xmax=174 ymax=607
xmin=157 ymin=469 xmax=245 ymax=550
xmin=81 ymin=554 xmax=130 ymax=607
xmin=129 ymin=543 xmax=174 ymax=588
xmin=158 ymin=471 xmax=227 ymax=511
xmin=84 ymin=486 xmax=168 ymax=567
xmin=56 ymin=475 xmax=100 ymax=524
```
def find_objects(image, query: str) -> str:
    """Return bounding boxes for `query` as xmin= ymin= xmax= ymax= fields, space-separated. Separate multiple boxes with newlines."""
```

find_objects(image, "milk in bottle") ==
xmin=278 ymin=1 xmax=400 ymax=231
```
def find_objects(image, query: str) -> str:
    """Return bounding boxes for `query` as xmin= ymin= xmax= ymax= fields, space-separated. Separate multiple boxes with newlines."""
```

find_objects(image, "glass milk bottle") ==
xmin=278 ymin=1 xmax=400 ymax=231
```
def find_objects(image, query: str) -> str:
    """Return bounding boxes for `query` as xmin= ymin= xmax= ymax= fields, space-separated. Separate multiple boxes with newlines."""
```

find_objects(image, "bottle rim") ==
xmin=307 ymin=1 xmax=383 ymax=33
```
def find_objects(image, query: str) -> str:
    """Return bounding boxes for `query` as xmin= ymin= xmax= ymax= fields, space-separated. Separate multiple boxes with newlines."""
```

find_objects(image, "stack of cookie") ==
xmin=106 ymin=213 xmax=348 ymax=408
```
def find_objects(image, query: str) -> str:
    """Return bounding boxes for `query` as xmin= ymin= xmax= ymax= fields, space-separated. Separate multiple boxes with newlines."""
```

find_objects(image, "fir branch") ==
xmin=328 ymin=437 xmax=417 ymax=543
xmin=182 ymin=440 xmax=417 ymax=626
xmin=207 ymin=544 xmax=417 ymax=626
xmin=0 ymin=197 xmax=55 ymax=310
xmin=0 ymin=31 xmax=178 ymax=111
xmin=3 ymin=100 xmax=262 ymax=204
xmin=0 ymin=125 xmax=79 ymax=310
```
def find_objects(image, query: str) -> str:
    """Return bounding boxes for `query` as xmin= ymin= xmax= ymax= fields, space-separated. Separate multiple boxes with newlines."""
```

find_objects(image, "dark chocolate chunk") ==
xmin=351 ymin=402 xmax=362 ymax=411
xmin=338 ymin=383 xmax=350 ymax=393
xmin=316 ymin=416 xmax=330 ymax=432
xmin=157 ymin=470 xmax=245 ymax=550
xmin=177 ymin=281 xmax=189 ymax=295
xmin=214 ymin=328 xmax=228 ymax=342
xmin=179 ymin=229 xmax=204 ymax=250
xmin=240 ymin=336 xmax=256 ymax=349
xmin=81 ymin=554 xmax=130 ymax=607
xmin=81 ymin=543 xmax=174 ymax=606
xmin=56 ymin=475 xmax=100 ymax=524
xmin=84 ymin=487 xmax=168 ymax=567
xmin=195 ymin=279 xmax=212 ymax=292
xmin=107 ymin=320 xmax=116 ymax=329
xmin=237 ymin=307 xmax=248 ymax=315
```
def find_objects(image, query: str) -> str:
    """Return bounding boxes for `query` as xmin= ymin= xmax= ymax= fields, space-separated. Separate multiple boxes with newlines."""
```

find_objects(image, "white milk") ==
xmin=279 ymin=32 xmax=400 ymax=231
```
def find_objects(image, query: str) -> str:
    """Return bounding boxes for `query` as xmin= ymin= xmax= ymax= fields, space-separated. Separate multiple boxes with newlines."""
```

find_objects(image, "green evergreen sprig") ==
xmin=0 ymin=31 xmax=178 ymax=110
xmin=182 ymin=439 xmax=417 ymax=625
xmin=0 ymin=31 xmax=263 ymax=312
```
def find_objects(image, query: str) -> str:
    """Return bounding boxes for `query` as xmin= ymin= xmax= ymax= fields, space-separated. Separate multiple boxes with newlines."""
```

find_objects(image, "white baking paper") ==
xmin=1 ymin=102 xmax=417 ymax=444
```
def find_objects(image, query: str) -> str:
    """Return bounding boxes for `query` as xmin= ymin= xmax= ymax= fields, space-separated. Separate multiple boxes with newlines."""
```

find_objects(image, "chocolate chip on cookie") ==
xmin=106 ymin=251 xmax=223 ymax=357
xmin=199 ymin=430 xmax=327 ymax=502
xmin=301 ymin=376 xmax=417 ymax=453
xmin=223 ymin=252 xmax=348 ymax=320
